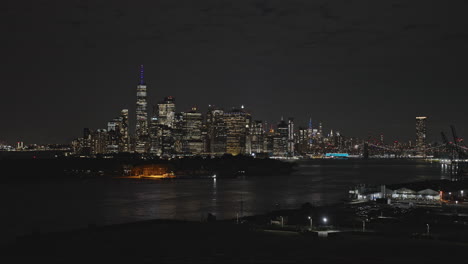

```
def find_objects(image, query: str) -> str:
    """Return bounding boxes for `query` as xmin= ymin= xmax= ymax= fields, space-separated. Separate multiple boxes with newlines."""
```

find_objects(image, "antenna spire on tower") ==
xmin=139 ymin=64 xmax=145 ymax=85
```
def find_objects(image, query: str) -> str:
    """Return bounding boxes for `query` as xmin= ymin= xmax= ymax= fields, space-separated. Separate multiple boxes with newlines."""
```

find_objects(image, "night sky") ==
xmin=2 ymin=0 xmax=468 ymax=145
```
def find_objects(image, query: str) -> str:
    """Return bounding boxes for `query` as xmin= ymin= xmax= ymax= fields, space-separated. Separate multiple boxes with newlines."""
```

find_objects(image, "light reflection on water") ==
xmin=0 ymin=159 xmax=448 ymax=242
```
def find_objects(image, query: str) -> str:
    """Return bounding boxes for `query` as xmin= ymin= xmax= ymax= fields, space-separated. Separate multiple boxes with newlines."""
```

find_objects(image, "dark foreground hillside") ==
xmin=4 ymin=219 xmax=467 ymax=264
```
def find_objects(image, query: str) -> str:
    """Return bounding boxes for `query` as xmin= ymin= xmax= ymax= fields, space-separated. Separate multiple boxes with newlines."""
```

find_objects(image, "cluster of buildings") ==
xmin=2 ymin=66 xmax=433 ymax=159
xmin=71 ymin=65 xmax=359 ymax=158
xmin=350 ymin=180 xmax=467 ymax=204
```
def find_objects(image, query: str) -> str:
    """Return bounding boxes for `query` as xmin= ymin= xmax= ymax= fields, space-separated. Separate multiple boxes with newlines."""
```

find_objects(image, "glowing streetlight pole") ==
xmin=426 ymin=224 xmax=430 ymax=235
xmin=308 ymin=216 xmax=313 ymax=230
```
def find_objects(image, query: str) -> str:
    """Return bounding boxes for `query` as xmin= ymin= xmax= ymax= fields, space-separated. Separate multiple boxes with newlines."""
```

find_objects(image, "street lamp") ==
xmin=323 ymin=217 xmax=328 ymax=224
xmin=308 ymin=216 xmax=313 ymax=230
xmin=426 ymin=224 xmax=430 ymax=235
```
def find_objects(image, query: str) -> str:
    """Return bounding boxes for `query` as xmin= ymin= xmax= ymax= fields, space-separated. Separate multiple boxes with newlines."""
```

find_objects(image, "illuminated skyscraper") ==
xmin=107 ymin=117 xmax=122 ymax=153
xmin=264 ymin=125 xmax=275 ymax=154
xmin=307 ymin=118 xmax=313 ymax=150
xmin=82 ymin=128 xmax=92 ymax=156
xmin=157 ymin=96 xmax=176 ymax=127
xmin=288 ymin=117 xmax=294 ymax=155
xmin=120 ymin=109 xmax=130 ymax=152
xmin=318 ymin=122 xmax=323 ymax=139
xmin=206 ymin=106 xmax=226 ymax=155
xmin=182 ymin=107 xmax=203 ymax=154
xmin=149 ymin=115 xmax=160 ymax=155
xmin=224 ymin=107 xmax=251 ymax=155
xmin=273 ymin=118 xmax=288 ymax=156
xmin=135 ymin=65 xmax=149 ymax=153
xmin=92 ymin=129 xmax=108 ymax=154
xmin=251 ymin=120 xmax=264 ymax=154
xmin=416 ymin=116 xmax=427 ymax=154
xmin=297 ymin=127 xmax=308 ymax=154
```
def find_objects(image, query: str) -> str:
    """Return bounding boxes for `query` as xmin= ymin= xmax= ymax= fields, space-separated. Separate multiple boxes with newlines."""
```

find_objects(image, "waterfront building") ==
xmin=135 ymin=65 xmax=149 ymax=153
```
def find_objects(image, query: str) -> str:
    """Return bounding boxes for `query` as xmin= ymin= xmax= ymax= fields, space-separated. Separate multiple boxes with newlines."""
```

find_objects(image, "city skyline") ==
xmin=45 ymin=66 xmax=444 ymax=159
xmin=0 ymin=64 xmax=462 ymax=147
xmin=0 ymin=63 xmax=461 ymax=148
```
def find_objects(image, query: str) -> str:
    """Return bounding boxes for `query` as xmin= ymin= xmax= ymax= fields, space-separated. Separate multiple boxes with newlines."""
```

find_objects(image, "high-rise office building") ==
xmin=157 ymin=96 xmax=176 ymax=128
xmin=416 ymin=116 xmax=427 ymax=154
xmin=318 ymin=122 xmax=323 ymax=139
xmin=264 ymin=125 xmax=275 ymax=154
xmin=273 ymin=118 xmax=288 ymax=156
xmin=92 ymin=129 xmax=108 ymax=154
xmin=135 ymin=65 xmax=149 ymax=153
xmin=172 ymin=113 xmax=185 ymax=154
xmin=161 ymin=124 xmax=176 ymax=156
xmin=182 ymin=107 xmax=203 ymax=154
xmin=297 ymin=127 xmax=308 ymax=155
xmin=251 ymin=120 xmax=264 ymax=154
xmin=107 ymin=117 xmax=122 ymax=153
xmin=224 ymin=107 xmax=251 ymax=156
xmin=149 ymin=116 xmax=160 ymax=155
xmin=206 ymin=106 xmax=226 ymax=155
xmin=307 ymin=118 xmax=313 ymax=151
xmin=81 ymin=128 xmax=92 ymax=156
xmin=288 ymin=117 xmax=294 ymax=155
xmin=120 ymin=109 xmax=130 ymax=152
